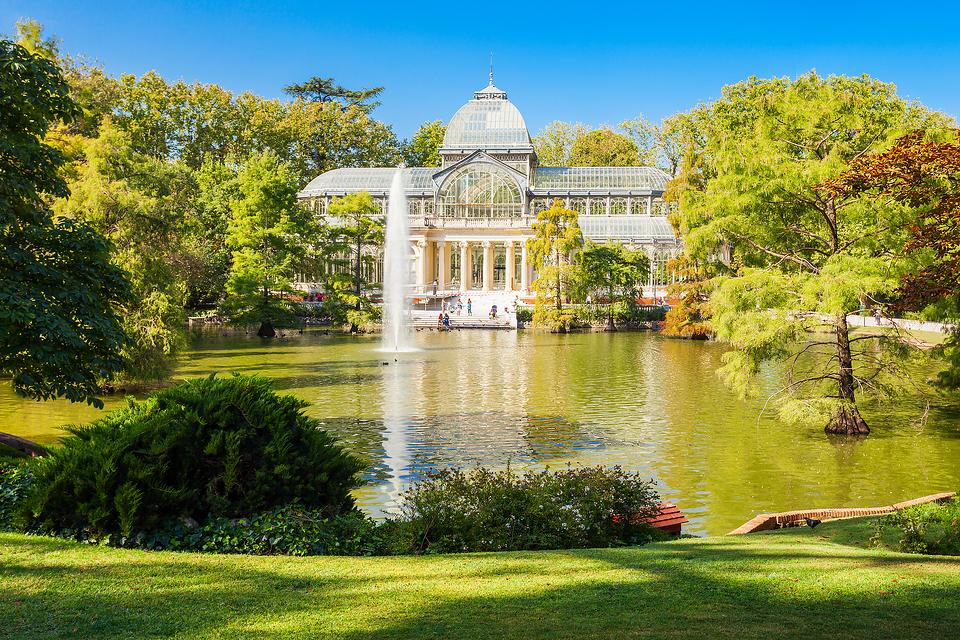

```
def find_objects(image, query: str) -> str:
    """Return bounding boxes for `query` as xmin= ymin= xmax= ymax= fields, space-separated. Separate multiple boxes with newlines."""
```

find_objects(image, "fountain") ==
xmin=381 ymin=168 xmax=413 ymax=352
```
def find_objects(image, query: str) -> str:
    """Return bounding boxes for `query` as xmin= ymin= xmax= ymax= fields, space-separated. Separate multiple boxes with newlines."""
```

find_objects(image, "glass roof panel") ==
xmin=532 ymin=167 xmax=669 ymax=192
xmin=442 ymin=98 xmax=532 ymax=149
xmin=299 ymin=167 xmax=436 ymax=196
xmin=578 ymin=215 xmax=677 ymax=242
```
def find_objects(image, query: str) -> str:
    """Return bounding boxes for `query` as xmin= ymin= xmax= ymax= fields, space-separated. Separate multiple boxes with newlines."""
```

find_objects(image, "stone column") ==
xmin=459 ymin=241 xmax=470 ymax=292
xmin=505 ymin=241 xmax=515 ymax=291
xmin=416 ymin=240 xmax=427 ymax=293
xmin=520 ymin=240 xmax=529 ymax=293
xmin=436 ymin=239 xmax=447 ymax=291
xmin=482 ymin=241 xmax=492 ymax=292
xmin=646 ymin=195 xmax=653 ymax=215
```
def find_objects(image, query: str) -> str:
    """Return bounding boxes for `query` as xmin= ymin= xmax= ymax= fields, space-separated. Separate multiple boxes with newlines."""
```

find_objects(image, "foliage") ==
xmin=402 ymin=120 xmax=446 ymax=167
xmin=531 ymin=120 xmax=591 ymax=165
xmin=0 ymin=37 xmax=130 ymax=406
xmin=528 ymin=199 xmax=583 ymax=318
xmin=572 ymin=302 xmax=666 ymax=326
xmin=22 ymin=375 xmax=365 ymax=537
xmin=321 ymin=192 xmax=384 ymax=332
xmin=825 ymin=130 xmax=960 ymax=390
xmin=0 ymin=462 xmax=33 ymax=531
xmin=871 ymin=499 xmax=960 ymax=556
xmin=54 ymin=120 xmax=189 ymax=381
xmin=579 ymin=242 xmax=649 ymax=329
xmin=661 ymin=256 xmax=714 ymax=338
xmin=392 ymin=466 xmax=662 ymax=554
xmin=673 ymin=71 xmax=954 ymax=435
xmin=129 ymin=507 xmax=388 ymax=556
xmin=283 ymin=75 xmax=385 ymax=112
xmin=515 ymin=306 xmax=533 ymax=325
xmin=221 ymin=151 xmax=313 ymax=331
xmin=568 ymin=128 xmax=639 ymax=167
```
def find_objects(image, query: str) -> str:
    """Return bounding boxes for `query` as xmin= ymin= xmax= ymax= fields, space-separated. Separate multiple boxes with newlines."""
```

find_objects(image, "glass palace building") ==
xmin=298 ymin=77 xmax=681 ymax=296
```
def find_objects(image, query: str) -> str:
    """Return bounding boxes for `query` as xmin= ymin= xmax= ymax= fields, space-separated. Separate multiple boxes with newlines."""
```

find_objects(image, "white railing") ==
xmin=410 ymin=216 xmax=536 ymax=229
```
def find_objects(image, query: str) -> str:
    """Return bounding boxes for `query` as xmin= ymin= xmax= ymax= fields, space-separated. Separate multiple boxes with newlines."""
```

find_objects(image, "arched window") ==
xmin=438 ymin=164 xmax=523 ymax=218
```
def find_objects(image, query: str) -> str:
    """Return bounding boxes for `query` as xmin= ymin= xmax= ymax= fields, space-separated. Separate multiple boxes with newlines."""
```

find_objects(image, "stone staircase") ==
xmin=410 ymin=310 xmax=515 ymax=330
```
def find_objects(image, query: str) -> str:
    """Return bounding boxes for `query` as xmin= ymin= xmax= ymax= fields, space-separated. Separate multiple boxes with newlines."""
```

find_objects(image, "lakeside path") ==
xmin=2 ymin=519 xmax=958 ymax=639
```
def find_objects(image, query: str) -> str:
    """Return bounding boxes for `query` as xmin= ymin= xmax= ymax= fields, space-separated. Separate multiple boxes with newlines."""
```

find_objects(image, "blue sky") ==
xmin=4 ymin=1 xmax=960 ymax=139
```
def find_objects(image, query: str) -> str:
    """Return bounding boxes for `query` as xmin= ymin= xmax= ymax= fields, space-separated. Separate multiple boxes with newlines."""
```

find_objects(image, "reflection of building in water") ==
xmin=298 ymin=74 xmax=681 ymax=297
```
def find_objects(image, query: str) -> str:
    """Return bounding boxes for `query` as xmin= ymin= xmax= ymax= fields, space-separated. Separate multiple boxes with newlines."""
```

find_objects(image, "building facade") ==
xmin=297 ymin=77 xmax=680 ymax=297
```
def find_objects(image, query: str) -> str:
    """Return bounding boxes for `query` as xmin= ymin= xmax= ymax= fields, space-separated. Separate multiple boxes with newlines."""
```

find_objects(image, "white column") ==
xmin=436 ymin=239 xmax=446 ymax=291
xmin=482 ymin=241 xmax=492 ymax=292
xmin=646 ymin=195 xmax=653 ymax=215
xmin=520 ymin=240 xmax=529 ymax=293
xmin=416 ymin=240 xmax=427 ymax=292
xmin=459 ymin=241 xmax=470 ymax=292
xmin=505 ymin=241 xmax=515 ymax=291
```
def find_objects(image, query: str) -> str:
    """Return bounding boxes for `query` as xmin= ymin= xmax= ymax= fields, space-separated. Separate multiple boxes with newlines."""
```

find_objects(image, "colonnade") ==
xmin=414 ymin=238 xmax=532 ymax=293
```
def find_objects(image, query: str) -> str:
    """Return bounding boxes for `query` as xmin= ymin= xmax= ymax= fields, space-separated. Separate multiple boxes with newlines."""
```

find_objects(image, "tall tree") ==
xmin=568 ymin=128 xmax=639 ymax=167
xmin=322 ymin=192 xmax=384 ymax=332
xmin=579 ymin=242 xmax=649 ymax=330
xmin=222 ymin=151 xmax=312 ymax=337
xmin=676 ymin=72 xmax=953 ymax=436
xmin=402 ymin=121 xmax=446 ymax=167
xmin=532 ymin=121 xmax=591 ymax=166
xmin=54 ymin=120 xmax=191 ymax=382
xmin=528 ymin=199 xmax=584 ymax=330
xmin=283 ymin=76 xmax=384 ymax=112
xmin=0 ymin=38 xmax=129 ymax=406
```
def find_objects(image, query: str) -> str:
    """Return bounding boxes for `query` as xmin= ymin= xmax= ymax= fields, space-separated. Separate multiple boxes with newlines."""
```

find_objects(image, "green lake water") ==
xmin=3 ymin=329 xmax=959 ymax=535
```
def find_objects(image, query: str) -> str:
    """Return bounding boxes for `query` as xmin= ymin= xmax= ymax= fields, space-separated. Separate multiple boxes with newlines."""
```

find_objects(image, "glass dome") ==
xmin=441 ymin=83 xmax=532 ymax=149
xmin=438 ymin=164 xmax=524 ymax=218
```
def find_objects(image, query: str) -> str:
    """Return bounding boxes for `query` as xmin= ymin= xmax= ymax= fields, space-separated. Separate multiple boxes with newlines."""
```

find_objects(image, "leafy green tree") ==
xmin=569 ymin=128 xmax=640 ymax=167
xmin=532 ymin=121 xmax=591 ymax=165
xmin=580 ymin=243 xmax=649 ymax=330
xmin=322 ymin=192 xmax=384 ymax=332
xmin=676 ymin=72 xmax=953 ymax=435
xmin=55 ymin=120 xmax=191 ymax=382
xmin=222 ymin=151 xmax=313 ymax=336
xmin=528 ymin=200 xmax=583 ymax=330
xmin=0 ymin=38 xmax=129 ymax=406
xmin=283 ymin=75 xmax=385 ymax=112
xmin=402 ymin=120 xmax=446 ymax=167
xmin=618 ymin=116 xmax=660 ymax=166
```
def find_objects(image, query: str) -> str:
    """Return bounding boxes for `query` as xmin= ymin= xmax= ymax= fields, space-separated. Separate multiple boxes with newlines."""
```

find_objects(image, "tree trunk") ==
xmin=605 ymin=285 xmax=616 ymax=331
xmin=825 ymin=313 xmax=869 ymax=435
xmin=0 ymin=432 xmax=47 ymax=457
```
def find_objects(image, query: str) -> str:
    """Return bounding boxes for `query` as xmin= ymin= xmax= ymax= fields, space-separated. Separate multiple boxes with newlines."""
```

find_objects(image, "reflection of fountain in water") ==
xmin=381 ymin=168 xmax=413 ymax=353
xmin=380 ymin=359 xmax=412 ymax=512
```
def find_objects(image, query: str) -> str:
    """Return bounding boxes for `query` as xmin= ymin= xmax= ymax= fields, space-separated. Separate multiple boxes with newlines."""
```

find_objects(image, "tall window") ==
xmin=438 ymin=164 xmax=523 ymax=218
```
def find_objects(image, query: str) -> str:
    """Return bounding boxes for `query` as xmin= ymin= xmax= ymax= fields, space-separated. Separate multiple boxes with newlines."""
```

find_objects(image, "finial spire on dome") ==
xmin=489 ymin=53 xmax=494 ymax=85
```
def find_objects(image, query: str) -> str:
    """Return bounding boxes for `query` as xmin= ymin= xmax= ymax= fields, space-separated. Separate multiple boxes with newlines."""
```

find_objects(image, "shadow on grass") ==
xmin=2 ymin=533 xmax=959 ymax=639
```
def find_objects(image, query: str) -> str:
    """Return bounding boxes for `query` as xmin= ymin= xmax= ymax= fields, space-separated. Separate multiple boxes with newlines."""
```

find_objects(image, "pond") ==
xmin=3 ymin=329 xmax=959 ymax=535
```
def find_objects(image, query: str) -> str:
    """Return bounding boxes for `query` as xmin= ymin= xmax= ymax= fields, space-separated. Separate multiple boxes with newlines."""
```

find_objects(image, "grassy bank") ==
xmin=2 ymin=518 xmax=959 ymax=639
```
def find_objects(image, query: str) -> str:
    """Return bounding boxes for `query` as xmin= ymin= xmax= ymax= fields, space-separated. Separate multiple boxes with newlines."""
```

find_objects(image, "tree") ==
xmin=569 ymin=128 xmax=639 ymax=167
xmin=0 ymin=38 xmax=129 ymax=406
xmin=55 ymin=120 xmax=191 ymax=382
xmin=528 ymin=200 xmax=583 ymax=331
xmin=618 ymin=116 xmax=660 ymax=166
xmin=402 ymin=120 xmax=446 ymax=167
xmin=824 ymin=130 xmax=960 ymax=390
xmin=222 ymin=151 xmax=313 ymax=337
xmin=283 ymin=75 xmax=384 ymax=112
xmin=532 ymin=121 xmax=591 ymax=166
xmin=580 ymin=242 xmax=649 ymax=330
xmin=322 ymin=192 xmax=384 ymax=332
xmin=676 ymin=72 xmax=953 ymax=436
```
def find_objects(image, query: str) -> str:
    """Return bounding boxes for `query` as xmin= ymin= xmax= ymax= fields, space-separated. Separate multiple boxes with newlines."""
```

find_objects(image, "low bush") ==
xmin=872 ymin=498 xmax=960 ymax=555
xmin=515 ymin=306 xmax=533 ymax=325
xmin=392 ymin=465 xmax=662 ymax=553
xmin=128 ymin=507 xmax=389 ymax=556
xmin=23 ymin=375 xmax=365 ymax=538
xmin=0 ymin=462 xmax=33 ymax=531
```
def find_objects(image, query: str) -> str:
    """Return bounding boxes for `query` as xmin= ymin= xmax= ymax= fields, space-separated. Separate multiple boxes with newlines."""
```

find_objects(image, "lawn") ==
xmin=1 ymin=518 xmax=958 ymax=639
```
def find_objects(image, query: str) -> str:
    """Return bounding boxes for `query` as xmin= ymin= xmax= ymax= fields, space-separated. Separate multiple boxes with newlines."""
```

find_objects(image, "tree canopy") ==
xmin=402 ymin=121 xmax=446 ymax=167
xmin=568 ymin=129 xmax=640 ymax=167
xmin=0 ymin=37 xmax=129 ymax=406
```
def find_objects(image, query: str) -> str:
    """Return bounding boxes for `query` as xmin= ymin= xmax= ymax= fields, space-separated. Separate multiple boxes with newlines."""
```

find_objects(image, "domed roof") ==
xmin=441 ymin=79 xmax=532 ymax=150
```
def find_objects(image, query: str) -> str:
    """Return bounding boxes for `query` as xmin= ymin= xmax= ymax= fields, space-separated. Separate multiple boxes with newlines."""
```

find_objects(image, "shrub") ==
xmin=23 ymin=375 xmax=365 ymax=538
xmin=392 ymin=465 xmax=662 ymax=553
xmin=515 ymin=306 xmax=533 ymax=325
xmin=872 ymin=499 xmax=960 ymax=555
xmin=0 ymin=462 xmax=33 ymax=531
xmin=128 ymin=507 xmax=388 ymax=556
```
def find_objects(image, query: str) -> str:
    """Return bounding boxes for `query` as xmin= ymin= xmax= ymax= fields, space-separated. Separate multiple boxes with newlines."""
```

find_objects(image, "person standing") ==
xmin=443 ymin=313 xmax=450 ymax=330
xmin=467 ymin=298 xmax=472 ymax=316
xmin=432 ymin=279 xmax=438 ymax=296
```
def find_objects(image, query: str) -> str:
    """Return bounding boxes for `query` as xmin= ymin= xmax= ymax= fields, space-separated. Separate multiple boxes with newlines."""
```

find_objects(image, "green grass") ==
xmin=2 ymin=518 xmax=959 ymax=639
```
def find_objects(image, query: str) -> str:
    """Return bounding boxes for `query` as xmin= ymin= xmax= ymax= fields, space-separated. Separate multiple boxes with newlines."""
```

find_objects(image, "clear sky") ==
xmin=4 ymin=1 xmax=960 ymax=139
